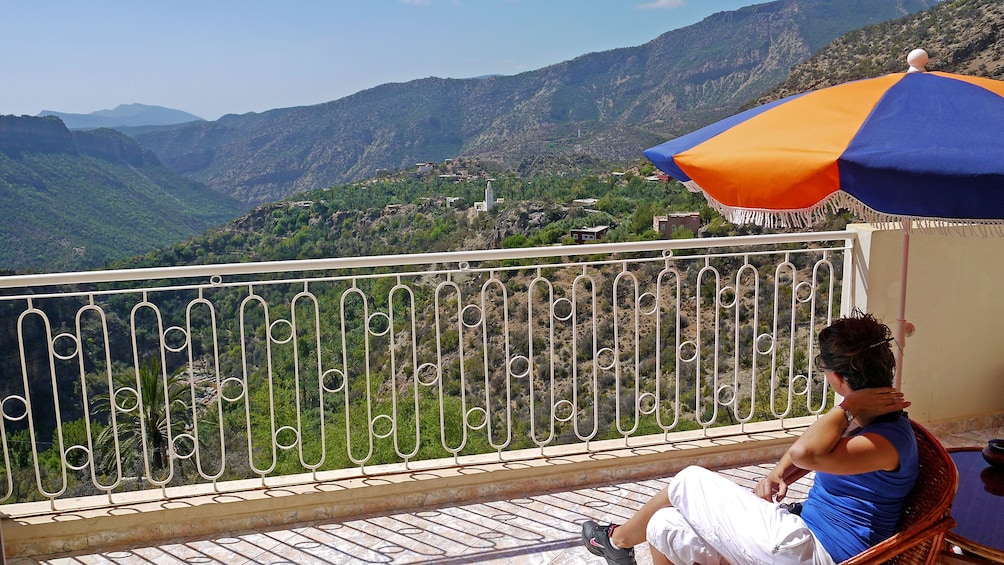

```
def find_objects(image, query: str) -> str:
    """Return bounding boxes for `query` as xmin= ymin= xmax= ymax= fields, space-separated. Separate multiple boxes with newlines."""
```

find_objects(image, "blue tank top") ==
xmin=799 ymin=414 xmax=919 ymax=562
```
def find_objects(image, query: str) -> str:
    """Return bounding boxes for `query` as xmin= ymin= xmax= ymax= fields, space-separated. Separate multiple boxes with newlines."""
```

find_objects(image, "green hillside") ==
xmin=114 ymin=155 xmax=827 ymax=272
xmin=0 ymin=116 xmax=246 ymax=272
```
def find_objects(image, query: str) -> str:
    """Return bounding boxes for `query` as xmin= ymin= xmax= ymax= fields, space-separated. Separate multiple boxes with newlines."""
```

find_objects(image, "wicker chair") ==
xmin=840 ymin=420 xmax=959 ymax=565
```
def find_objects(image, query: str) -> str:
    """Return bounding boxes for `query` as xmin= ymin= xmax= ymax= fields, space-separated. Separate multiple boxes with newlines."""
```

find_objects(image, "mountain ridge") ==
xmin=756 ymin=0 xmax=1003 ymax=103
xmin=130 ymin=0 xmax=939 ymax=206
xmin=39 ymin=103 xmax=204 ymax=130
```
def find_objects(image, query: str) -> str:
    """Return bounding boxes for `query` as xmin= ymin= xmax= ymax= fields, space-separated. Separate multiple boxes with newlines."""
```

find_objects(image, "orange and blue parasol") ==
xmin=644 ymin=50 xmax=1004 ymax=388
xmin=644 ymin=51 xmax=1004 ymax=231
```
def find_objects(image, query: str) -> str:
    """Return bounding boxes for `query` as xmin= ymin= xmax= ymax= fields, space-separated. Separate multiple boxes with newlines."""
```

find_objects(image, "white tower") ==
xmin=485 ymin=181 xmax=494 ymax=211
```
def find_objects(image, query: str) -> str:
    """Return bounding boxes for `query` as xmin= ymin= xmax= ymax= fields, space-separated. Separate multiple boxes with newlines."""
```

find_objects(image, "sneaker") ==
xmin=581 ymin=520 xmax=636 ymax=565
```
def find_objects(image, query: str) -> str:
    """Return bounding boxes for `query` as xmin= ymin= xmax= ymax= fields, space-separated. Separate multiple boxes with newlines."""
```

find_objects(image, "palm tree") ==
xmin=93 ymin=357 xmax=190 ymax=482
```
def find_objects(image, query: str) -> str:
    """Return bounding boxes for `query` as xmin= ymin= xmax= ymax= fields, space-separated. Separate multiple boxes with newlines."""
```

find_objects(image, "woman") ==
xmin=581 ymin=312 xmax=918 ymax=565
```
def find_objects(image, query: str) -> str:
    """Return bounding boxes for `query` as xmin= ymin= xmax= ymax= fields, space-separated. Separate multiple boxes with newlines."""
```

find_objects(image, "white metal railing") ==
xmin=0 ymin=232 xmax=853 ymax=508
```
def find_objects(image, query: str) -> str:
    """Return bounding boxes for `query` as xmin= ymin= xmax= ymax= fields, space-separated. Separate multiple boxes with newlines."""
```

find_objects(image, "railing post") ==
xmin=0 ymin=511 xmax=7 ymax=564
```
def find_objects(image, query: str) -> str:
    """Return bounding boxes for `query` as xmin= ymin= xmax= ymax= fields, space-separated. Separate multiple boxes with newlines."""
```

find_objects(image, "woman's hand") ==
xmin=755 ymin=469 xmax=788 ymax=502
xmin=840 ymin=387 xmax=910 ymax=426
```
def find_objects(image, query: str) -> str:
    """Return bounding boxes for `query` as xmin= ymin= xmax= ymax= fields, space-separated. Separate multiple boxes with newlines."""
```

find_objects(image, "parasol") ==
xmin=643 ymin=50 xmax=1004 ymax=388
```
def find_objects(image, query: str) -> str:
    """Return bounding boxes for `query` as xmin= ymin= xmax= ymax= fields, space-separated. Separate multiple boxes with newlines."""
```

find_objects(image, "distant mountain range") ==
xmin=127 ymin=0 xmax=940 ymax=205
xmin=39 ymin=103 xmax=204 ymax=130
xmin=0 ymin=115 xmax=245 ymax=272
xmin=12 ymin=0 xmax=998 ymax=275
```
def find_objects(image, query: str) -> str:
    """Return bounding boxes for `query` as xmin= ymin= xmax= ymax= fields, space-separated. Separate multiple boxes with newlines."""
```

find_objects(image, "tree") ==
xmin=631 ymin=203 xmax=660 ymax=234
xmin=93 ymin=358 xmax=190 ymax=480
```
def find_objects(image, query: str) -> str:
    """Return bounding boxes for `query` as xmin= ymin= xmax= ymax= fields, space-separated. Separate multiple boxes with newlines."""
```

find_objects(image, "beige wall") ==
xmin=845 ymin=224 xmax=1004 ymax=424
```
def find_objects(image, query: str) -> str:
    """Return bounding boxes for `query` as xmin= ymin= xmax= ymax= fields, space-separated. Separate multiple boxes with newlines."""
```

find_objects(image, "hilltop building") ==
xmin=654 ymin=213 xmax=701 ymax=238
xmin=570 ymin=225 xmax=609 ymax=244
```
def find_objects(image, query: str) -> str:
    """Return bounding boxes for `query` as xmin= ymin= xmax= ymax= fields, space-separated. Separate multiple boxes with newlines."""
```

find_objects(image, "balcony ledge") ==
xmin=4 ymin=417 xmax=820 ymax=558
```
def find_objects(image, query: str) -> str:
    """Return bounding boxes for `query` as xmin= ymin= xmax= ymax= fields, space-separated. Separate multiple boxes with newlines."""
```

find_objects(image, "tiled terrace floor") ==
xmin=12 ymin=424 xmax=1001 ymax=565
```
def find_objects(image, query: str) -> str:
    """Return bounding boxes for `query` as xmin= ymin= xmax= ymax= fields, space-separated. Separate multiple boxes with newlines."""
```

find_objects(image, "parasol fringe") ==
xmin=683 ymin=181 xmax=1004 ymax=237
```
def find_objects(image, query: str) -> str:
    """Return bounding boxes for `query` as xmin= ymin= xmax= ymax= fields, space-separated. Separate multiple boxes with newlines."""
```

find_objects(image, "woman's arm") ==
xmin=787 ymin=388 xmax=909 ymax=475
xmin=756 ymin=388 xmax=909 ymax=499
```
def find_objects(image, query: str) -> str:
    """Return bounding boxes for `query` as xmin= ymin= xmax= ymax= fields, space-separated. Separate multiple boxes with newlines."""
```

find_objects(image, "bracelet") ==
xmin=838 ymin=402 xmax=854 ymax=425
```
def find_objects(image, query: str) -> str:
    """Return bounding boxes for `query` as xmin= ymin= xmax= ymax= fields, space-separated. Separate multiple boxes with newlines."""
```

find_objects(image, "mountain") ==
xmin=39 ymin=103 xmax=204 ymax=130
xmin=756 ymin=0 xmax=1004 ymax=102
xmin=0 ymin=115 xmax=246 ymax=273
xmin=130 ymin=0 xmax=939 ymax=206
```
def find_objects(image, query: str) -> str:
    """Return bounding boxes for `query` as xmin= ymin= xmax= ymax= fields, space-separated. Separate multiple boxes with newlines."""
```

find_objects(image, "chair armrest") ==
xmin=839 ymin=516 xmax=955 ymax=565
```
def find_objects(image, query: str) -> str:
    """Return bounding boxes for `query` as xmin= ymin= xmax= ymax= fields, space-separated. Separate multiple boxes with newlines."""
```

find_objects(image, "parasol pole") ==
xmin=894 ymin=220 xmax=911 ymax=390
xmin=894 ymin=50 xmax=927 ymax=391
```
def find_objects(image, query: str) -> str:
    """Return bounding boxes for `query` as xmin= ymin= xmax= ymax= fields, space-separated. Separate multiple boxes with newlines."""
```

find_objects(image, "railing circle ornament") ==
xmin=461 ymin=304 xmax=482 ymax=328
xmin=64 ymin=445 xmax=90 ymax=471
xmin=795 ymin=281 xmax=814 ymax=303
xmin=719 ymin=286 xmax=738 ymax=308
xmin=274 ymin=426 xmax=300 ymax=450
xmin=210 ymin=274 xmax=223 ymax=285
xmin=163 ymin=326 xmax=189 ymax=353
xmin=596 ymin=347 xmax=617 ymax=371
xmin=554 ymin=399 xmax=574 ymax=422
xmin=220 ymin=377 xmax=246 ymax=402
xmin=416 ymin=363 xmax=439 ymax=386
xmin=639 ymin=392 xmax=658 ymax=415
xmin=371 ymin=414 xmax=394 ymax=439
xmin=717 ymin=383 xmax=736 ymax=405
xmin=679 ymin=341 xmax=699 ymax=363
xmin=792 ymin=373 xmax=811 ymax=395
xmin=755 ymin=333 xmax=775 ymax=355
xmin=1 ymin=395 xmax=29 ymax=421
xmin=639 ymin=292 xmax=659 ymax=316
xmin=268 ymin=319 xmax=294 ymax=344
xmin=52 ymin=333 xmax=80 ymax=361
xmin=465 ymin=406 xmax=488 ymax=430
xmin=458 ymin=261 xmax=471 ymax=271
xmin=113 ymin=386 xmax=140 ymax=412
xmin=367 ymin=312 xmax=391 ymax=336
xmin=321 ymin=369 xmax=345 ymax=394
xmin=552 ymin=298 xmax=573 ymax=321
xmin=172 ymin=433 xmax=198 ymax=459
xmin=509 ymin=355 xmax=530 ymax=378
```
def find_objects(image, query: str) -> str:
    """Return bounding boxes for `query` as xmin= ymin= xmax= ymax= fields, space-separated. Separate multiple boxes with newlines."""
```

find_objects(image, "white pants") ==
xmin=646 ymin=466 xmax=835 ymax=565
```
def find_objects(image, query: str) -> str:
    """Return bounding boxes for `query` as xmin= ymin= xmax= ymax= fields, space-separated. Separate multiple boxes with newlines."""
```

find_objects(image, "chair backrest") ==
xmin=840 ymin=420 xmax=959 ymax=565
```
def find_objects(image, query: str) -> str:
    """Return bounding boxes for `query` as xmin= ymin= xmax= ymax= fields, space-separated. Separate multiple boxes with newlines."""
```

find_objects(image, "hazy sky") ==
xmin=2 ymin=0 xmax=760 ymax=121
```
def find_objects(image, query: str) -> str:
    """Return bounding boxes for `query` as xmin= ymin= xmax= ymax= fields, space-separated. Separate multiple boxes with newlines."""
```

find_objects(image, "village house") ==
xmin=569 ymin=225 xmax=609 ymax=244
xmin=653 ymin=212 xmax=701 ymax=238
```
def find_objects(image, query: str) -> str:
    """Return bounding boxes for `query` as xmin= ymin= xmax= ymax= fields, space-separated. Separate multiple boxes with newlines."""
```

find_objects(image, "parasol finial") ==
xmin=907 ymin=48 xmax=928 ymax=73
